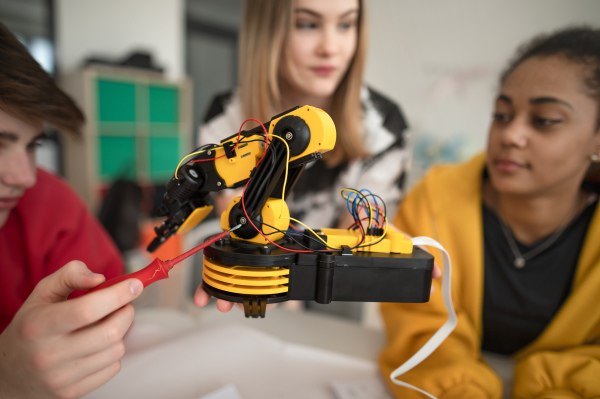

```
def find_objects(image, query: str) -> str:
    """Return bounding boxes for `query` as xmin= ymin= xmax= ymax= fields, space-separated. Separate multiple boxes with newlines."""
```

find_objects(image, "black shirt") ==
xmin=481 ymin=196 xmax=598 ymax=355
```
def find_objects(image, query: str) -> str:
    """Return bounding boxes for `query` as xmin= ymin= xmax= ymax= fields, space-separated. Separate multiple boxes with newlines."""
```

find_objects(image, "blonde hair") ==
xmin=239 ymin=0 xmax=369 ymax=166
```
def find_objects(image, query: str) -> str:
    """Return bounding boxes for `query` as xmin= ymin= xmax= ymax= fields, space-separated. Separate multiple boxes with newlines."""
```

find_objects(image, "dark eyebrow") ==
xmin=530 ymin=96 xmax=573 ymax=110
xmin=0 ymin=131 xmax=18 ymax=142
xmin=295 ymin=8 xmax=359 ymax=19
xmin=496 ymin=94 xmax=512 ymax=104
xmin=296 ymin=8 xmax=320 ymax=18
xmin=496 ymin=94 xmax=574 ymax=110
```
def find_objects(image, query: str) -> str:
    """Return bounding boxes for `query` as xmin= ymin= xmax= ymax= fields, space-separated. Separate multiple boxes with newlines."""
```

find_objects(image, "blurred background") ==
xmin=1 ymin=0 xmax=600 ymax=325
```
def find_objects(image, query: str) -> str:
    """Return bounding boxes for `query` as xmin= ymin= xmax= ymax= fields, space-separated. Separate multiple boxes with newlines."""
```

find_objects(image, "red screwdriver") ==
xmin=87 ymin=226 xmax=239 ymax=293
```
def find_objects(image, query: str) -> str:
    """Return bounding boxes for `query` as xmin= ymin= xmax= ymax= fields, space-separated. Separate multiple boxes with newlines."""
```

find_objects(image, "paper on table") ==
xmin=197 ymin=384 xmax=244 ymax=399
xmin=331 ymin=378 xmax=394 ymax=399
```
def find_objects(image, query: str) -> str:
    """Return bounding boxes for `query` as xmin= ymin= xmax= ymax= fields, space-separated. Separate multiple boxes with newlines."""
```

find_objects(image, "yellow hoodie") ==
xmin=379 ymin=153 xmax=600 ymax=399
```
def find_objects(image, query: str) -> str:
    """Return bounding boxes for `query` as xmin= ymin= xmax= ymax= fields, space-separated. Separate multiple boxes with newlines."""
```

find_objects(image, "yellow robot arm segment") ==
xmin=220 ymin=197 xmax=290 ymax=245
xmin=267 ymin=105 xmax=336 ymax=161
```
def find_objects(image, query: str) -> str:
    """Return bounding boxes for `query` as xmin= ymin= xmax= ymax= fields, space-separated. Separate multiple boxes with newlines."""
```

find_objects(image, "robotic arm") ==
xmin=148 ymin=105 xmax=334 ymax=251
xmin=149 ymin=105 xmax=434 ymax=318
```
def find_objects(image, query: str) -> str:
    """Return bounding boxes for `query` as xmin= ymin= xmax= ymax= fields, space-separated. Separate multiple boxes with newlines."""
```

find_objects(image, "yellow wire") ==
xmin=284 ymin=217 xmax=331 ymax=247
xmin=360 ymin=216 xmax=389 ymax=247
xmin=173 ymin=146 xmax=223 ymax=179
xmin=283 ymin=215 xmax=388 ymax=250
xmin=268 ymin=134 xmax=290 ymax=202
xmin=339 ymin=188 xmax=374 ymax=229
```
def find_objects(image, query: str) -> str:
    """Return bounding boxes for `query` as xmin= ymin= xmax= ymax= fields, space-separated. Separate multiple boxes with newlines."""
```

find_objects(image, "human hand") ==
xmin=430 ymin=262 xmax=442 ymax=296
xmin=0 ymin=261 xmax=143 ymax=399
xmin=194 ymin=283 xmax=236 ymax=312
xmin=194 ymin=283 xmax=279 ymax=314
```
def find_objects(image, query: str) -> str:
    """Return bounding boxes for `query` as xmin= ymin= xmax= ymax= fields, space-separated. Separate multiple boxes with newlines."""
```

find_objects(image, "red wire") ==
xmin=189 ymin=154 xmax=225 ymax=163
xmin=201 ymin=118 xmax=373 ymax=254
xmin=288 ymin=223 xmax=302 ymax=231
xmin=166 ymin=229 xmax=232 ymax=268
xmin=350 ymin=217 xmax=380 ymax=230
xmin=356 ymin=203 xmax=384 ymax=228
xmin=240 ymin=179 xmax=315 ymax=253
xmin=234 ymin=118 xmax=373 ymax=253
xmin=234 ymin=120 xmax=316 ymax=254
xmin=189 ymin=118 xmax=269 ymax=164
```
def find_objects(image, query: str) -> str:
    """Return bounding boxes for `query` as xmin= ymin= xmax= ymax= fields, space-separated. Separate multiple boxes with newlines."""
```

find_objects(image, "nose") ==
xmin=0 ymin=150 xmax=37 ymax=190
xmin=317 ymin=26 xmax=338 ymax=56
xmin=499 ymin=118 xmax=528 ymax=148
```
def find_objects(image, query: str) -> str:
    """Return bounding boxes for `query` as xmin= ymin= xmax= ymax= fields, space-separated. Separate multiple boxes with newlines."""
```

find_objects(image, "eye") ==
xmin=26 ymin=140 xmax=43 ymax=152
xmin=296 ymin=20 xmax=318 ymax=30
xmin=492 ymin=112 xmax=511 ymax=123
xmin=532 ymin=117 xmax=563 ymax=127
xmin=338 ymin=20 xmax=356 ymax=31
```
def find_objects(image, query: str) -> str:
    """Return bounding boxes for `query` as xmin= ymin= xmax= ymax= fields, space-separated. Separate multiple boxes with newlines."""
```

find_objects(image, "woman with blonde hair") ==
xmin=198 ymin=0 xmax=411 ymax=229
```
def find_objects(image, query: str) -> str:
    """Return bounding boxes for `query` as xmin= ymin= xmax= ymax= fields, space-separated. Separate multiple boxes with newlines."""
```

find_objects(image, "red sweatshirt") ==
xmin=0 ymin=169 xmax=123 ymax=332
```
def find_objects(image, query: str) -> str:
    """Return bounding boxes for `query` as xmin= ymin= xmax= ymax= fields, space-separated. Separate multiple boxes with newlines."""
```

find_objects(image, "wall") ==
xmin=365 ymin=0 xmax=600 ymax=185
xmin=55 ymin=0 xmax=185 ymax=79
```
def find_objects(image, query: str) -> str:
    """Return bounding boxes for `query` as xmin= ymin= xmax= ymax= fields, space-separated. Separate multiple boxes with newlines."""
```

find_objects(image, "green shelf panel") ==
xmin=97 ymin=79 xmax=136 ymax=122
xmin=97 ymin=122 xmax=137 ymax=136
xmin=148 ymin=123 xmax=179 ymax=137
xmin=148 ymin=137 xmax=180 ymax=180
xmin=98 ymin=136 xmax=137 ymax=179
xmin=149 ymin=85 xmax=179 ymax=123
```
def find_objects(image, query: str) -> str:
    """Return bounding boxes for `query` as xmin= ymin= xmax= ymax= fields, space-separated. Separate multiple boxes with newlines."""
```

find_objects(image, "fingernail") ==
xmin=130 ymin=280 xmax=143 ymax=295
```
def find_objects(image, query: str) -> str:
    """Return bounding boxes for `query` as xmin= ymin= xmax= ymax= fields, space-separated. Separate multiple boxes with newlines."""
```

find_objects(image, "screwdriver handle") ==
xmin=87 ymin=258 xmax=170 ymax=294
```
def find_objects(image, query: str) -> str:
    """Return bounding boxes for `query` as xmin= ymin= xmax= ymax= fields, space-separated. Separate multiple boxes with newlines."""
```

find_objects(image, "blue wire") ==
xmin=352 ymin=194 xmax=362 ymax=218
xmin=360 ymin=189 xmax=379 ymax=222
xmin=346 ymin=191 xmax=359 ymax=218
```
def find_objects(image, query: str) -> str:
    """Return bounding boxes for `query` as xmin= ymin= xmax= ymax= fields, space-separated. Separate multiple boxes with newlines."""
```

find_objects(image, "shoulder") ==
xmin=198 ymin=90 xmax=243 ymax=145
xmin=361 ymin=86 xmax=408 ymax=156
xmin=24 ymin=169 xmax=86 ymax=210
xmin=426 ymin=153 xmax=485 ymax=183
xmin=15 ymin=169 xmax=91 ymax=231
xmin=365 ymin=86 xmax=408 ymax=135
xmin=16 ymin=169 xmax=123 ymax=278
xmin=412 ymin=153 xmax=486 ymax=202
xmin=203 ymin=90 xmax=236 ymax=124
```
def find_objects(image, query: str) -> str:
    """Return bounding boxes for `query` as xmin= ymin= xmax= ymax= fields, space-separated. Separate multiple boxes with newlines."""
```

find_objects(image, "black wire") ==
xmin=245 ymin=145 xmax=278 ymax=213
xmin=234 ymin=137 xmax=389 ymax=253
xmin=347 ymin=191 xmax=387 ymax=230
xmin=344 ymin=189 xmax=369 ymax=248
xmin=362 ymin=192 xmax=387 ymax=224
xmin=242 ymin=141 xmax=278 ymax=214
xmin=354 ymin=193 xmax=389 ymax=249
xmin=341 ymin=188 xmax=392 ymax=250
xmin=257 ymin=220 xmax=344 ymax=252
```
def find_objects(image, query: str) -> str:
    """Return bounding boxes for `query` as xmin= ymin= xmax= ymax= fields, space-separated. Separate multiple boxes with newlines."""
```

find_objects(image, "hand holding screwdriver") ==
xmin=87 ymin=227 xmax=238 ymax=293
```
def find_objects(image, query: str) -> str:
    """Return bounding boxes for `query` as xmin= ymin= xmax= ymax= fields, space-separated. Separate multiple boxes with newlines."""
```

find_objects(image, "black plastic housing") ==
xmin=202 ymin=237 xmax=434 ymax=318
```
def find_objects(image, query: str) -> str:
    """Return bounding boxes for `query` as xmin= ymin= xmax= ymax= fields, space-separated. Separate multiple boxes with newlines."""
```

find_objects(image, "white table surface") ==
xmin=83 ymin=305 xmax=392 ymax=399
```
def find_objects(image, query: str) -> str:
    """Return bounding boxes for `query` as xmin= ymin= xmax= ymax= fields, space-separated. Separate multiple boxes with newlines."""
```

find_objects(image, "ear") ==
xmin=594 ymin=131 xmax=600 ymax=157
xmin=592 ymin=124 xmax=600 ymax=157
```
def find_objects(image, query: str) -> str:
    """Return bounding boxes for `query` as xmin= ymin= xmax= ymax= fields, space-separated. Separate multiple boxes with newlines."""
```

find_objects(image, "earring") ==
xmin=592 ymin=153 xmax=600 ymax=162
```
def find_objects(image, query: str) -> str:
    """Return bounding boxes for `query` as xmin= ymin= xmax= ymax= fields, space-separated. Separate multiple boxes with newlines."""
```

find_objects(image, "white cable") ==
xmin=389 ymin=236 xmax=457 ymax=399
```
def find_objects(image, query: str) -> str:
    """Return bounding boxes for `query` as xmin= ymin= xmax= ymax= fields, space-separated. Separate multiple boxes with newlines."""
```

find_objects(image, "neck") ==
xmin=484 ymin=182 xmax=585 ymax=245
xmin=279 ymin=84 xmax=332 ymax=113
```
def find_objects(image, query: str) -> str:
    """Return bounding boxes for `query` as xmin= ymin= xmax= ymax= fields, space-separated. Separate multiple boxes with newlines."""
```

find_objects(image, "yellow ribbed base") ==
xmin=203 ymin=257 xmax=289 ymax=295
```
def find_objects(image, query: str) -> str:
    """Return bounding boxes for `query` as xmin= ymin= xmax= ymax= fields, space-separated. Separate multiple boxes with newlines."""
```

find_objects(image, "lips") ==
xmin=311 ymin=66 xmax=336 ymax=77
xmin=0 ymin=197 xmax=20 ymax=210
xmin=494 ymin=158 xmax=526 ymax=173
